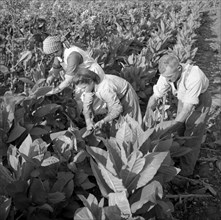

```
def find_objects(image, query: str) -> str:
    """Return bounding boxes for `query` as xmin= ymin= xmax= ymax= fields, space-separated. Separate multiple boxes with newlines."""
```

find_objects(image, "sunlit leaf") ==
xmin=98 ymin=162 xmax=125 ymax=192
xmin=108 ymin=191 xmax=131 ymax=216
xmin=104 ymin=205 xmax=121 ymax=220
xmin=128 ymin=152 xmax=168 ymax=191
xmin=86 ymin=146 xmax=107 ymax=165
xmin=41 ymin=156 xmax=59 ymax=167
xmin=90 ymin=158 xmax=112 ymax=198
xmin=74 ymin=207 xmax=95 ymax=220
xmin=130 ymin=180 xmax=163 ymax=213
xmin=19 ymin=77 xmax=35 ymax=86
xmin=33 ymin=86 xmax=53 ymax=98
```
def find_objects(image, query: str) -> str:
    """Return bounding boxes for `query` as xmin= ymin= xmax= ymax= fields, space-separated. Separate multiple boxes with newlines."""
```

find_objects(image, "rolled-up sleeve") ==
xmin=153 ymin=75 xmax=171 ymax=98
xmin=66 ymin=51 xmax=83 ymax=76
xmin=99 ymin=89 xmax=123 ymax=122
xmin=183 ymin=79 xmax=203 ymax=105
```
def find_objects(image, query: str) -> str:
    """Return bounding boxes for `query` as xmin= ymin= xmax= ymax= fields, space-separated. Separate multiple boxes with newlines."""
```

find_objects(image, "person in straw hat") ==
xmin=43 ymin=35 xmax=105 ymax=131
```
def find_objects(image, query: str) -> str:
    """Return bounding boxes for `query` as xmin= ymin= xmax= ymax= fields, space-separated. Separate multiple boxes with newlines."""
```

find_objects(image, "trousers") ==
xmin=177 ymin=90 xmax=212 ymax=176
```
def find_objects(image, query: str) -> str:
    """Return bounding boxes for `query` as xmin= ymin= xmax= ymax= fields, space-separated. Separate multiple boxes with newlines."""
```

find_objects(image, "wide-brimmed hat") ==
xmin=43 ymin=36 xmax=62 ymax=55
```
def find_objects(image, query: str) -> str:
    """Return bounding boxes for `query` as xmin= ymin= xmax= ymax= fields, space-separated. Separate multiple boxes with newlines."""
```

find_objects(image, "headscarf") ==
xmin=43 ymin=36 xmax=62 ymax=55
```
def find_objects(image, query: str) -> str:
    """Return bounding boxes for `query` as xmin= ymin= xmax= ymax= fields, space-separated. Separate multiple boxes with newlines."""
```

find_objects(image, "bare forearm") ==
xmin=148 ymin=94 xmax=158 ymax=110
xmin=57 ymin=75 xmax=74 ymax=90
xmin=103 ymin=105 xmax=123 ymax=123
xmin=175 ymin=103 xmax=194 ymax=123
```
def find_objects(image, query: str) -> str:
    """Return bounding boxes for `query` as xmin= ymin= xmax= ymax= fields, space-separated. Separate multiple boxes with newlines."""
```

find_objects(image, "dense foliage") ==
xmin=0 ymin=0 xmax=214 ymax=219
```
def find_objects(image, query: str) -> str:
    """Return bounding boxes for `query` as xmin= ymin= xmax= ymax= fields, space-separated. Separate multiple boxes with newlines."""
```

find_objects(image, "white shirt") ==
xmin=153 ymin=64 xmax=209 ymax=105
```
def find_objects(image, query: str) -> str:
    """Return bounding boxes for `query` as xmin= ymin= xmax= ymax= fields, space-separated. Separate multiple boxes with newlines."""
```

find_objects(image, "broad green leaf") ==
xmin=50 ymin=130 xmax=66 ymax=140
xmin=90 ymin=158 xmax=112 ymax=198
xmin=0 ymin=164 xmax=14 ymax=183
xmin=18 ymin=134 xmax=32 ymax=157
xmin=108 ymin=191 xmax=131 ymax=216
xmin=157 ymin=166 xmax=180 ymax=182
xmin=73 ymin=150 xmax=87 ymax=163
xmin=104 ymin=205 xmax=121 ymax=220
xmin=116 ymin=121 xmax=134 ymax=146
xmin=30 ymin=126 xmax=49 ymax=136
xmin=81 ymin=179 xmax=96 ymax=190
xmin=128 ymin=152 xmax=168 ymax=191
xmin=124 ymin=115 xmax=145 ymax=147
xmin=86 ymin=146 xmax=107 ymax=166
xmin=106 ymin=152 xmax=117 ymax=176
xmin=51 ymin=172 xmax=74 ymax=192
xmin=75 ymin=170 xmax=88 ymax=186
xmin=151 ymin=120 xmax=173 ymax=140
xmin=157 ymin=200 xmax=174 ymax=215
xmin=74 ymin=207 xmax=95 ymax=220
xmin=29 ymin=178 xmax=47 ymax=205
xmin=119 ymin=142 xmax=128 ymax=165
xmin=41 ymin=156 xmax=59 ymax=167
xmin=78 ymin=194 xmax=99 ymax=217
xmin=0 ymin=198 xmax=11 ymax=220
xmin=13 ymin=192 xmax=30 ymax=210
xmin=33 ymin=86 xmax=53 ymax=98
xmin=19 ymin=77 xmax=35 ymax=86
xmin=19 ymin=152 xmax=41 ymax=167
xmin=130 ymin=180 xmax=163 ymax=213
xmin=153 ymin=138 xmax=173 ymax=152
xmin=7 ymin=123 xmax=26 ymax=143
xmin=103 ymin=138 xmax=122 ymax=175
xmin=139 ymin=128 xmax=155 ymax=154
xmin=120 ymin=151 xmax=145 ymax=187
xmin=34 ymin=104 xmax=60 ymax=118
xmin=9 ymin=155 xmax=19 ymax=171
xmin=17 ymin=50 xmax=32 ymax=64
xmin=48 ymin=192 xmax=65 ymax=204
xmin=6 ymin=180 xmax=28 ymax=196
xmin=63 ymin=180 xmax=74 ymax=198
xmin=99 ymin=162 xmax=125 ymax=192
xmin=38 ymin=204 xmax=54 ymax=213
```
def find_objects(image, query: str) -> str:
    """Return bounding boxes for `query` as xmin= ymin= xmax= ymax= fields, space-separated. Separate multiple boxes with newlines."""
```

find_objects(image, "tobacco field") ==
xmin=0 ymin=0 xmax=221 ymax=219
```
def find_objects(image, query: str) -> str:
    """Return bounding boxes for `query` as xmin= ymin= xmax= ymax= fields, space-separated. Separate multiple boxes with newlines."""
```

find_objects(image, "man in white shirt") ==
xmin=144 ymin=54 xmax=212 ymax=176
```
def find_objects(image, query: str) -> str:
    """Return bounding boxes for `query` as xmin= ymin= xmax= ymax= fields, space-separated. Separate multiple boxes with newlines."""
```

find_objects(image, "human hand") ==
xmin=143 ymin=107 xmax=155 ymax=130
xmin=94 ymin=119 xmax=105 ymax=130
xmin=46 ymin=75 xmax=55 ymax=85
xmin=46 ymin=87 xmax=61 ymax=95
xmin=86 ymin=121 xmax=95 ymax=131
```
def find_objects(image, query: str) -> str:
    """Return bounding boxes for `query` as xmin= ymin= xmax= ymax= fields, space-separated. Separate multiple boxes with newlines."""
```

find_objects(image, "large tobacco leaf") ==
xmin=119 ymin=151 xmax=145 ymax=187
xmin=108 ymin=191 xmax=131 ymax=216
xmin=34 ymin=104 xmax=61 ymax=118
xmin=130 ymin=180 xmax=163 ymax=214
xmin=90 ymin=158 xmax=112 ymax=198
xmin=98 ymin=162 xmax=126 ymax=193
xmin=74 ymin=207 xmax=95 ymax=220
xmin=127 ymin=152 xmax=168 ymax=192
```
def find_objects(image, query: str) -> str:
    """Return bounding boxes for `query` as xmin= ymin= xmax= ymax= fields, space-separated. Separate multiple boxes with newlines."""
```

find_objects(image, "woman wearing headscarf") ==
xmin=74 ymin=68 xmax=143 ymax=129
xmin=42 ymin=35 xmax=105 ymax=130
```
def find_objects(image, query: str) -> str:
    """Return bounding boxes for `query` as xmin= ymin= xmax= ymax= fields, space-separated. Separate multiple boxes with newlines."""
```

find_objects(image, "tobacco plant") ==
xmin=84 ymin=116 xmax=190 ymax=219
